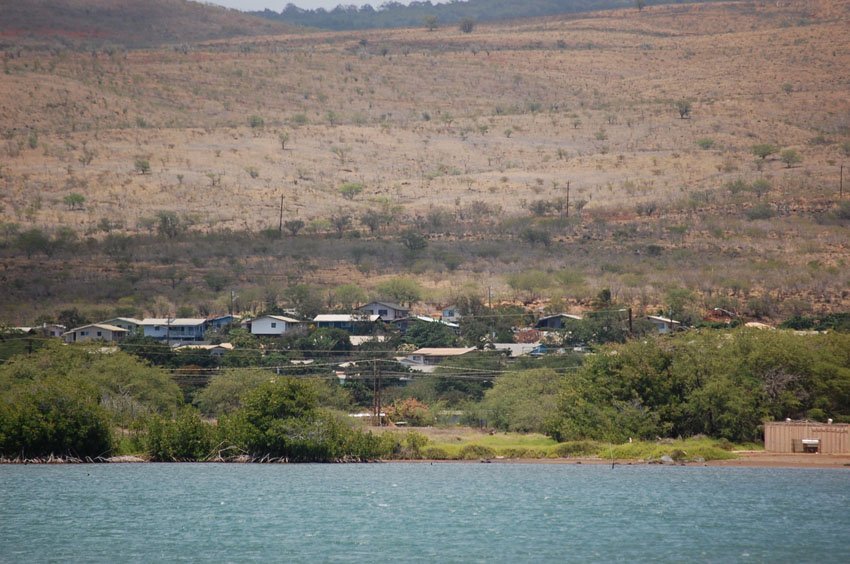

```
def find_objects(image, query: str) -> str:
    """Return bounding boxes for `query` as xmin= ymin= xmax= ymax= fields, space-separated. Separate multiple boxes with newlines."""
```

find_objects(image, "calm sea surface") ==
xmin=1 ymin=463 xmax=849 ymax=562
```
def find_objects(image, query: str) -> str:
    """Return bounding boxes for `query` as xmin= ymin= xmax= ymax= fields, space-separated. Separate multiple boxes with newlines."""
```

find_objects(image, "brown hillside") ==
xmin=0 ymin=1 xmax=849 ymax=322
xmin=0 ymin=0 xmax=296 ymax=48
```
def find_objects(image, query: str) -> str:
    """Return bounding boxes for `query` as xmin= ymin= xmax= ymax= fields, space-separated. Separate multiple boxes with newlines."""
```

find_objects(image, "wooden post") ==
xmin=841 ymin=164 xmax=844 ymax=199
xmin=278 ymin=194 xmax=284 ymax=233
xmin=566 ymin=180 xmax=570 ymax=218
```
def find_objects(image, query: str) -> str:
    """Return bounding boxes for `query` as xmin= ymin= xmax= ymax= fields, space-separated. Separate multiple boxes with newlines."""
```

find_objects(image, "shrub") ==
xmin=0 ymin=377 xmax=113 ymax=459
xmin=385 ymin=398 xmax=435 ymax=426
xmin=696 ymin=138 xmax=714 ymax=149
xmin=458 ymin=444 xmax=496 ymax=460
xmin=140 ymin=407 xmax=214 ymax=461
xmin=248 ymin=115 xmax=265 ymax=128
xmin=459 ymin=18 xmax=475 ymax=33
xmin=745 ymin=203 xmax=775 ymax=220
xmin=421 ymin=446 xmax=450 ymax=460
xmin=553 ymin=440 xmax=602 ymax=458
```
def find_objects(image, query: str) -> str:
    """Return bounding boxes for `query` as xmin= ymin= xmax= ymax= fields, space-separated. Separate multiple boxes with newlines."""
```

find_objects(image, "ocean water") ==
xmin=1 ymin=463 xmax=849 ymax=562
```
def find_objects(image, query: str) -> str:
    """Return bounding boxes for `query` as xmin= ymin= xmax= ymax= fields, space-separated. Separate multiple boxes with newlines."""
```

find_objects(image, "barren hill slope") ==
xmin=0 ymin=1 xmax=849 ymax=322
xmin=0 ymin=0 xmax=295 ymax=48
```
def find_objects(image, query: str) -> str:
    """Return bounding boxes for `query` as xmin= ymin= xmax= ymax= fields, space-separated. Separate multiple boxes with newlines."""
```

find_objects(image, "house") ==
xmin=247 ymin=315 xmax=303 ymax=337
xmin=100 ymin=317 xmax=143 ymax=334
xmin=313 ymin=314 xmax=380 ymax=333
xmin=63 ymin=323 xmax=128 ymax=344
xmin=357 ymin=301 xmax=409 ymax=321
xmin=14 ymin=324 xmax=66 ymax=338
xmin=441 ymin=306 xmax=462 ymax=323
xmin=645 ymin=315 xmax=682 ymax=334
xmin=391 ymin=315 xmax=460 ymax=334
xmin=536 ymin=313 xmax=583 ymax=331
xmin=400 ymin=347 xmax=476 ymax=372
xmin=139 ymin=318 xmax=207 ymax=342
xmin=175 ymin=343 xmax=234 ymax=358
xmin=207 ymin=315 xmax=240 ymax=331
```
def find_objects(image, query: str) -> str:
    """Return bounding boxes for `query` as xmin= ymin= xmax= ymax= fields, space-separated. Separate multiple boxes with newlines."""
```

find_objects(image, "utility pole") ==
xmin=628 ymin=307 xmax=633 ymax=334
xmin=278 ymin=194 xmax=285 ymax=234
xmin=229 ymin=290 xmax=236 ymax=316
xmin=372 ymin=360 xmax=382 ymax=427
xmin=841 ymin=164 xmax=844 ymax=199
xmin=487 ymin=286 xmax=492 ymax=309
xmin=565 ymin=180 xmax=570 ymax=218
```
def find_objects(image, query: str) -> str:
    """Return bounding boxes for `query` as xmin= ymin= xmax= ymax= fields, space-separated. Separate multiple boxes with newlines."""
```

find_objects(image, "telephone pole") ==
xmin=372 ymin=360 xmax=383 ymax=427
xmin=841 ymin=164 xmax=844 ymax=199
xmin=278 ymin=194 xmax=285 ymax=233
xmin=565 ymin=180 xmax=571 ymax=218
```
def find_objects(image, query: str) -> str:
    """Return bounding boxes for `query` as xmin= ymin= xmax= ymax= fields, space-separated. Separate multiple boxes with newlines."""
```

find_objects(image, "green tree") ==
xmin=332 ymin=284 xmax=367 ymax=312
xmin=780 ymin=149 xmax=802 ymax=168
xmin=194 ymin=369 xmax=275 ymax=417
xmin=376 ymin=277 xmax=422 ymax=306
xmin=0 ymin=376 xmax=113 ymax=459
xmin=134 ymin=158 xmax=151 ymax=174
xmin=752 ymin=143 xmax=778 ymax=160
xmin=424 ymin=15 xmax=438 ymax=31
xmin=404 ymin=320 xmax=458 ymax=348
xmin=156 ymin=211 xmax=183 ymax=239
xmin=480 ymin=368 xmax=561 ymax=433
xmin=249 ymin=115 xmax=265 ymax=129
xmin=283 ymin=219 xmax=305 ymax=236
xmin=63 ymin=193 xmax=85 ymax=210
xmin=339 ymin=182 xmax=364 ymax=200
xmin=459 ymin=18 xmax=475 ymax=33
xmin=399 ymin=229 xmax=427 ymax=252
xmin=675 ymin=99 xmax=691 ymax=119
xmin=16 ymin=228 xmax=52 ymax=258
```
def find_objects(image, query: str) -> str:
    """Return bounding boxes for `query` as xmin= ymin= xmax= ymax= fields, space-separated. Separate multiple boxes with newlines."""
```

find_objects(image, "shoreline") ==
xmin=4 ymin=452 xmax=850 ymax=469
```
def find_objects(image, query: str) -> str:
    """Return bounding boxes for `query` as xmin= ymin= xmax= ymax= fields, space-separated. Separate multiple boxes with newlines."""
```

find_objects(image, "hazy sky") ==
xmin=207 ymin=1 xmax=428 ymax=11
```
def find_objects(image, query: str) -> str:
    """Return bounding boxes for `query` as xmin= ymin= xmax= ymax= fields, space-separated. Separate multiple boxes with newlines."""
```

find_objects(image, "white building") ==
xmin=63 ymin=324 xmax=128 ymax=344
xmin=357 ymin=301 xmax=409 ymax=321
xmin=247 ymin=315 xmax=303 ymax=337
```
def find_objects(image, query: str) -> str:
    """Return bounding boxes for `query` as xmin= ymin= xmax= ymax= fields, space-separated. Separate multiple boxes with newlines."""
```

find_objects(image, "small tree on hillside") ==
xmin=780 ymin=149 xmax=802 ymax=168
xmin=752 ymin=143 xmax=778 ymax=160
xmin=675 ymin=99 xmax=691 ymax=119
xmin=459 ymin=18 xmax=475 ymax=33
xmin=63 ymin=193 xmax=85 ymax=210
xmin=424 ymin=15 xmax=438 ymax=31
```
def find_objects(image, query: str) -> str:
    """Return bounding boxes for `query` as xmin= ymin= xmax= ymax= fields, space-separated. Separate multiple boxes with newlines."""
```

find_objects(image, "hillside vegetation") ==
xmin=0 ymin=0 xmax=294 ymax=49
xmin=254 ymin=0 xmax=699 ymax=30
xmin=0 ymin=1 xmax=849 ymax=323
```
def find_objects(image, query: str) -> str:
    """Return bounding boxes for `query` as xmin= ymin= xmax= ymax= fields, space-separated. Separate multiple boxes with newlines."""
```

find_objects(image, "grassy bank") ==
xmin=380 ymin=428 xmax=749 ymax=462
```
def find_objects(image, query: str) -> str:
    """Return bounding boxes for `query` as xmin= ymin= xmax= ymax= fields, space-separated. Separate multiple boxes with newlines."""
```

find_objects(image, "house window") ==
xmin=271 ymin=322 xmax=277 ymax=328
xmin=81 ymin=331 xmax=88 ymax=336
xmin=378 ymin=309 xmax=388 ymax=316
xmin=96 ymin=331 xmax=102 ymax=337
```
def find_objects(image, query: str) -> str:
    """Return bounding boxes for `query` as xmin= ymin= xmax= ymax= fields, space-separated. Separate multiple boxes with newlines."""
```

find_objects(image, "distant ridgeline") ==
xmin=254 ymin=0 xmax=707 ymax=31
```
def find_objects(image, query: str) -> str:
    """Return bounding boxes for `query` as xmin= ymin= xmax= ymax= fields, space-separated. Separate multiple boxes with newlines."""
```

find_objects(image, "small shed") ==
xmin=764 ymin=421 xmax=850 ymax=454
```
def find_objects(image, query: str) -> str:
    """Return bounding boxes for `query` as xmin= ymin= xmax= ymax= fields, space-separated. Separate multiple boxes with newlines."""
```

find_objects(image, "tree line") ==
xmin=254 ymin=1 xmax=693 ymax=31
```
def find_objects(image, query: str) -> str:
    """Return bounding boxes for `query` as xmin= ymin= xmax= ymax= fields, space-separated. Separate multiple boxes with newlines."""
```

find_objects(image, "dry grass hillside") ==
xmin=0 ymin=0 xmax=849 ymax=323
xmin=0 ymin=0 xmax=294 ymax=48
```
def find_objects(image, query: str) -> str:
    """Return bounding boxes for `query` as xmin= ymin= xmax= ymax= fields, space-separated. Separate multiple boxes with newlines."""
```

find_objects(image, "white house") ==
xmin=400 ymin=347 xmax=476 ymax=372
xmin=645 ymin=315 xmax=682 ymax=334
xmin=247 ymin=315 xmax=303 ymax=337
xmin=63 ymin=324 xmax=128 ymax=344
xmin=357 ymin=301 xmax=409 ymax=321
xmin=140 ymin=318 xmax=207 ymax=342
